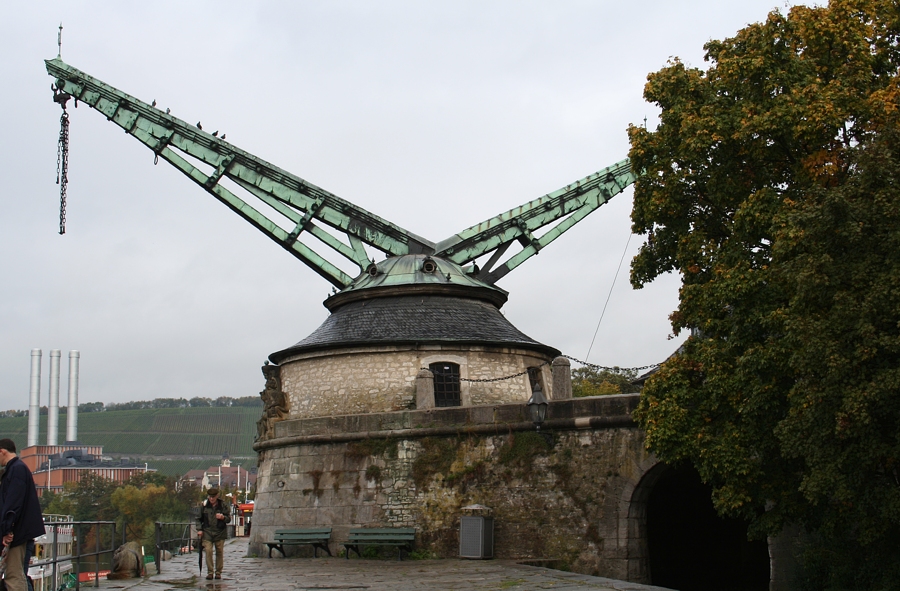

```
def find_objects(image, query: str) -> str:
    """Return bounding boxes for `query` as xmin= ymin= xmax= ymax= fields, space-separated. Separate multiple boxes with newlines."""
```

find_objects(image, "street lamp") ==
xmin=526 ymin=383 xmax=549 ymax=431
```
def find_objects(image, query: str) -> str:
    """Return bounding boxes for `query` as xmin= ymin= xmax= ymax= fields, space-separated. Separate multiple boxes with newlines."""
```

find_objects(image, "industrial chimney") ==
xmin=48 ymin=350 xmax=61 ymax=446
xmin=27 ymin=349 xmax=41 ymax=448
xmin=66 ymin=350 xmax=80 ymax=443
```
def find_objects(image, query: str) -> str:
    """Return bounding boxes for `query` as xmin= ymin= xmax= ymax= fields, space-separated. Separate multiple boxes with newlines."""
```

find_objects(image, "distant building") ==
xmin=179 ymin=453 xmax=256 ymax=500
xmin=25 ymin=444 xmax=153 ymax=497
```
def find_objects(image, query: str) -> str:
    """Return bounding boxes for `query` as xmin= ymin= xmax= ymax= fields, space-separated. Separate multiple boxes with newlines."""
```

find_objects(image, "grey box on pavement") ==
xmin=459 ymin=516 xmax=493 ymax=559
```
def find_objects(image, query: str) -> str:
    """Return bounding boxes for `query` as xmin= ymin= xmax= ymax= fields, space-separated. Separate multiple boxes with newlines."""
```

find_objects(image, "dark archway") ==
xmin=646 ymin=466 xmax=769 ymax=591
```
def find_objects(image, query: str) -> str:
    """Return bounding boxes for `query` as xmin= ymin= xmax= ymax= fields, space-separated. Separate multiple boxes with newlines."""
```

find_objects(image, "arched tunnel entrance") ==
xmin=645 ymin=465 xmax=769 ymax=591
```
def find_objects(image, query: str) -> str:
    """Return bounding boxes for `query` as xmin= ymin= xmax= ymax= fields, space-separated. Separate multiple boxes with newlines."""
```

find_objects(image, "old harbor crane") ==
xmin=45 ymin=58 xmax=636 ymax=293
xmin=44 ymin=58 xmax=655 ymax=574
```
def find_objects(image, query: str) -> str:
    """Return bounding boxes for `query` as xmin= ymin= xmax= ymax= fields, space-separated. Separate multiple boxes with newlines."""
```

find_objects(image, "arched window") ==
xmin=429 ymin=362 xmax=461 ymax=407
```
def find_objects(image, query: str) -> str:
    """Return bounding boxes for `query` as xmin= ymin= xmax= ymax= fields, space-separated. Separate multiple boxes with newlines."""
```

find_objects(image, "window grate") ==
xmin=430 ymin=362 xmax=461 ymax=407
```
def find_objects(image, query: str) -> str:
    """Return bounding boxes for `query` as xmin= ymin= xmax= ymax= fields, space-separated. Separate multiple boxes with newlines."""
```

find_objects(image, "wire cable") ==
xmin=584 ymin=232 xmax=633 ymax=362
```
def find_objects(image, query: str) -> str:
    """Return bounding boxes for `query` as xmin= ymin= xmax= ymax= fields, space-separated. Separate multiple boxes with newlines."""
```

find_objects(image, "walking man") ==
xmin=196 ymin=488 xmax=230 ymax=580
xmin=0 ymin=439 xmax=45 ymax=591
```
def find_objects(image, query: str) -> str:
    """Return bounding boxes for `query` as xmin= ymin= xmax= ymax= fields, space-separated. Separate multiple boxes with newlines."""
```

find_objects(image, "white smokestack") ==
xmin=48 ymin=350 xmax=61 ymax=446
xmin=66 ymin=350 xmax=80 ymax=443
xmin=28 ymin=349 xmax=42 ymax=448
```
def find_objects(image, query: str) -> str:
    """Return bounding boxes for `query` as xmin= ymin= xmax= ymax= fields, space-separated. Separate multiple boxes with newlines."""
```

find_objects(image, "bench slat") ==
xmin=268 ymin=528 xmax=333 ymax=558
xmin=343 ymin=528 xmax=416 ymax=561
xmin=350 ymin=533 xmax=415 ymax=539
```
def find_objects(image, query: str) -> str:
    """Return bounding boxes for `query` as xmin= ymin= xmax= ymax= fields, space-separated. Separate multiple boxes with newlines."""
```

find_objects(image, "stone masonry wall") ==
xmin=278 ymin=345 xmax=554 ymax=418
xmin=251 ymin=395 xmax=658 ymax=582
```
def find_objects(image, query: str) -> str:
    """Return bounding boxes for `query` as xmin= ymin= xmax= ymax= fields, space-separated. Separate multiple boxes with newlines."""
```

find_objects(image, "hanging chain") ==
xmin=563 ymin=354 xmax=660 ymax=373
xmin=458 ymin=361 xmax=549 ymax=383
xmin=421 ymin=354 xmax=662 ymax=385
xmin=55 ymin=22 xmax=70 ymax=234
xmin=56 ymin=109 xmax=70 ymax=234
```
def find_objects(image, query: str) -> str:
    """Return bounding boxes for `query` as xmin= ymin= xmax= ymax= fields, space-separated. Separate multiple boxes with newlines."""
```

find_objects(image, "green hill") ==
xmin=0 ymin=406 xmax=261 ymax=475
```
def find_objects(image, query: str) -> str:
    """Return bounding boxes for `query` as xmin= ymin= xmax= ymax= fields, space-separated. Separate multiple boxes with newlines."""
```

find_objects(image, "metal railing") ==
xmin=154 ymin=522 xmax=195 ymax=575
xmin=29 ymin=519 xmax=118 ymax=591
xmin=28 ymin=516 xmax=74 ymax=591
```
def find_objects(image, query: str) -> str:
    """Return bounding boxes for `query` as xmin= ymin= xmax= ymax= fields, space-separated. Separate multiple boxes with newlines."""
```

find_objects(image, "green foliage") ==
xmin=498 ymin=432 xmax=551 ymax=478
xmin=103 ymin=396 xmax=261 ymax=411
xmin=571 ymin=366 xmax=639 ymax=397
xmin=364 ymin=465 xmax=382 ymax=482
xmin=45 ymin=472 xmax=116 ymax=521
xmin=627 ymin=0 xmax=900 ymax=581
xmin=344 ymin=438 xmax=398 ymax=460
xmin=798 ymin=528 xmax=900 ymax=591
xmin=78 ymin=402 xmax=105 ymax=413
xmin=0 ymin=406 xmax=261 ymax=457
xmin=39 ymin=490 xmax=59 ymax=513
xmin=44 ymin=472 xmax=195 ymax=545
xmin=361 ymin=546 xmax=379 ymax=558
xmin=498 ymin=431 xmax=551 ymax=465
xmin=111 ymin=483 xmax=170 ymax=543
xmin=444 ymin=460 xmax=485 ymax=488
xmin=411 ymin=437 xmax=458 ymax=490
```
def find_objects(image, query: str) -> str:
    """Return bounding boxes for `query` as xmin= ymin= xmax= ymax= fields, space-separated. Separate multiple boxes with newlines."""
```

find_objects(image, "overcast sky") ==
xmin=1 ymin=1 xmax=796 ymax=411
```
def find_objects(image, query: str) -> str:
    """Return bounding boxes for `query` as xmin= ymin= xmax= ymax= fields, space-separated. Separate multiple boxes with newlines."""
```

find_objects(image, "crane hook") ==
xmin=53 ymin=89 xmax=71 ymax=111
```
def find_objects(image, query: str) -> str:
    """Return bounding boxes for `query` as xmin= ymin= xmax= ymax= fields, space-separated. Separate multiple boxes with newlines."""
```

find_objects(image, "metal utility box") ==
xmin=459 ymin=516 xmax=494 ymax=559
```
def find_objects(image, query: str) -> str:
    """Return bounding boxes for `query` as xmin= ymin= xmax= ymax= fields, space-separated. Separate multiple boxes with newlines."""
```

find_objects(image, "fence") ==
xmin=32 ymin=519 xmax=197 ymax=587
xmin=153 ymin=521 xmax=195 ymax=575
xmin=28 ymin=519 xmax=118 ymax=591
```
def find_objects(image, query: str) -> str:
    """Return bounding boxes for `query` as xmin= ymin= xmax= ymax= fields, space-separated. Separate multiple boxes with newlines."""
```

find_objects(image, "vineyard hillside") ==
xmin=0 ymin=407 xmax=261 ymax=475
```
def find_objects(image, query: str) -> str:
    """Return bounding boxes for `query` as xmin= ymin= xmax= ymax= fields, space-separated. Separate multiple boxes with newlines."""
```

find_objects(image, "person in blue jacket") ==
xmin=0 ymin=439 xmax=45 ymax=591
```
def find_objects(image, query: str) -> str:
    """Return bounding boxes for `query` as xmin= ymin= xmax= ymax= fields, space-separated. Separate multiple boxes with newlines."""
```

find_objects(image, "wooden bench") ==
xmin=343 ymin=527 xmax=415 ymax=560
xmin=267 ymin=528 xmax=332 ymax=558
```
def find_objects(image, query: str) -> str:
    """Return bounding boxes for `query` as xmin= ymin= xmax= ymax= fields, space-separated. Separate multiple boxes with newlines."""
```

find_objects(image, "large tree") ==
xmin=628 ymin=0 xmax=900 ymax=579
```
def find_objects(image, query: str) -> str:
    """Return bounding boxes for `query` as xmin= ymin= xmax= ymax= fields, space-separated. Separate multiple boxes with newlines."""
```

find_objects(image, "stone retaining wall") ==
xmin=251 ymin=394 xmax=658 ymax=582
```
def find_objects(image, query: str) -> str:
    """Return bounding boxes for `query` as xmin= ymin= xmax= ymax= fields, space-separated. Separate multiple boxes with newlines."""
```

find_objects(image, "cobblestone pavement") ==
xmin=94 ymin=539 xmax=671 ymax=591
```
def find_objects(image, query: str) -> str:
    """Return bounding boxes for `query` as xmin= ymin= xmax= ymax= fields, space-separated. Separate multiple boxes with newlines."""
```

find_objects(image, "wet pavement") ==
xmin=94 ymin=538 xmax=670 ymax=591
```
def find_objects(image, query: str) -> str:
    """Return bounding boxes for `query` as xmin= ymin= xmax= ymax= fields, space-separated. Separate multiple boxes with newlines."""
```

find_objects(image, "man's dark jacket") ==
xmin=0 ymin=456 xmax=45 ymax=546
xmin=196 ymin=498 xmax=230 ymax=543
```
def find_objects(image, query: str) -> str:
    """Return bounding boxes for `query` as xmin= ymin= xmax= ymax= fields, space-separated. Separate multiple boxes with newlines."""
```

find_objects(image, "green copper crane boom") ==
xmin=45 ymin=58 xmax=636 ymax=289
xmin=434 ymin=159 xmax=635 ymax=284
xmin=45 ymin=58 xmax=434 ymax=289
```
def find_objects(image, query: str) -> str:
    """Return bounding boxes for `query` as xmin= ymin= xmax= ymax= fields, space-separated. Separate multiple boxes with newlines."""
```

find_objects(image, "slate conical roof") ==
xmin=268 ymin=255 xmax=559 ymax=363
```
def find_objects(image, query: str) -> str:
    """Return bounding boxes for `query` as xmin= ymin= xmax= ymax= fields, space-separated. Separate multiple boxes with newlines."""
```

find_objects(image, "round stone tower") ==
xmin=267 ymin=254 xmax=559 ymax=421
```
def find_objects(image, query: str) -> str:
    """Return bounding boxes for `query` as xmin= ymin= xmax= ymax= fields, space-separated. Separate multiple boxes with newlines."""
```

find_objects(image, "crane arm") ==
xmin=433 ymin=159 xmax=636 ymax=284
xmin=45 ymin=58 xmax=435 ymax=289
